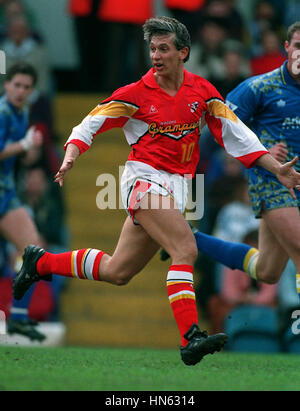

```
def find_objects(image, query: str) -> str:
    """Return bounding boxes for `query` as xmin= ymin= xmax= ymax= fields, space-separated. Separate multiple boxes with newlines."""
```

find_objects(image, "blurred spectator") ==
xmin=68 ymin=0 xmax=106 ymax=91
xmin=250 ymin=29 xmax=286 ymax=75
xmin=69 ymin=0 xmax=152 ymax=92
xmin=0 ymin=0 xmax=40 ymax=41
xmin=212 ymin=176 xmax=258 ymax=243
xmin=0 ymin=14 xmax=51 ymax=94
xmin=18 ymin=166 xmax=67 ymax=250
xmin=185 ymin=19 xmax=229 ymax=80
xmin=13 ymin=87 xmax=63 ymax=215
xmin=0 ymin=0 xmax=60 ymax=174
xmin=208 ymin=43 xmax=250 ymax=98
xmin=284 ymin=0 xmax=300 ymax=28
xmin=164 ymin=0 xmax=207 ymax=42
xmin=201 ymin=0 xmax=247 ymax=41
xmin=247 ymin=0 xmax=284 ymax=56
xmin=196 ymin=155 xmax=245 ymax=247
xmin=205 ymin=150 xmax=245 ymax=190
xmin=207 ymin=229 xmax=278 ymax=333
xmin=98 ymin=0 xmax=152 ymax=90
xmin=26 ymin=89 xmax=62 ymax=175
xmin=15 ymin=164 xmax=69 ymax=321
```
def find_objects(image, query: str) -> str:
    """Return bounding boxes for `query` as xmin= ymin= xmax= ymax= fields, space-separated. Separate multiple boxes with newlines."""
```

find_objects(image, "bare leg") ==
xmin=1 ymin=208 xmax=47 ymax=342
xmin=100 ymin=194 xmax=198 ymax=285
xmin=0 ymin=207 xmax=41 ymax=254
xmin=256 ymin=207 xmax=300 ymax=283
xmin=99 ymin=216 xmax=160 ymax=285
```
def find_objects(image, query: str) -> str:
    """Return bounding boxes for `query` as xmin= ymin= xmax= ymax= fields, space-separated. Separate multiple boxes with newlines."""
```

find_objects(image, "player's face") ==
xmin=149 ymin=34 xmax=188 ymax=77
xmin=4 ymin=73 xmax=34 ymax=109
xmin=285 ymin=30 xmax=300 ymax=79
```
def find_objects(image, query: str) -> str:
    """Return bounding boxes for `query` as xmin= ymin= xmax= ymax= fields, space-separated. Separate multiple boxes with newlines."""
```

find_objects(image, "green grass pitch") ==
xmin=1 ymin=345 xmax=300 ymax=391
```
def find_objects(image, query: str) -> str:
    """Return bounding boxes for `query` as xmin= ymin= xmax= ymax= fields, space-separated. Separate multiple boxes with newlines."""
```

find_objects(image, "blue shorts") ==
xmin=0 ymin=189 xmax=22 ymax=218
xmin=248 ymin=168 xmax=300 ymax=218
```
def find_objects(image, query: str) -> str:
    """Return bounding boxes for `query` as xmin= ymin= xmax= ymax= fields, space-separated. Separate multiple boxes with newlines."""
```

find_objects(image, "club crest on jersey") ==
xmin=148 ymin=121 xmax=199 ymax=139
xmin=188 ymin=101 xmax=199 ymax=113
xmin=149 ymin=105 xmax=158 ymax=113
xmin=277 ymin=99 xmax=286 ymax=108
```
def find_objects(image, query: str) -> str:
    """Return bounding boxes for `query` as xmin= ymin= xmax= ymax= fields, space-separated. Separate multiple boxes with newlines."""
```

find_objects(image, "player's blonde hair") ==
xmin=143 ymin=16 xmax=191 ymax=62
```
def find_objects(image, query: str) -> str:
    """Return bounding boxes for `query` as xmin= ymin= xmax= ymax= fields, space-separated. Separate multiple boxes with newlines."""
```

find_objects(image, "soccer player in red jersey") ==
xmin=13 ymin=17 xmax=300 ymax=365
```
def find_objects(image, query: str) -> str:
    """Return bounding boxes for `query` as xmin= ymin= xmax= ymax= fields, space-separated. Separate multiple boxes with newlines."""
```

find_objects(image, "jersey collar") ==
xmin=142 ymin=67 xmax=194 ymax=89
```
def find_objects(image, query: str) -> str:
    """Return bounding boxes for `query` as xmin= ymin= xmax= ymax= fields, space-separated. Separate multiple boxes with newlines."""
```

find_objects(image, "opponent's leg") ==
xmin=192 ymin=226 xmax=257 ymax=275
xmin=0 ymin=207 xmax=46 ymax=340
xmin=160 ymin=223 xmax=259 ymax=278
xmin=259 ymin=207 xmax=300 ymax=299
xmin=0 ymin=207 xmax=40 ymax=252
xmin=186 ymin=217 xmax=289 ymax=284
xmin=253 ymin=216 xmax=289 ymax=283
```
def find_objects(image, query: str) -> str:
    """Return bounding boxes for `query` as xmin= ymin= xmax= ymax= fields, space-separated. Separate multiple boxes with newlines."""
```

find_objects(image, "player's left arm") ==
xmin=203 ymin=81 xmax=300 ymax=194
xmin=204 ymin=94 xmax=268 ymax=168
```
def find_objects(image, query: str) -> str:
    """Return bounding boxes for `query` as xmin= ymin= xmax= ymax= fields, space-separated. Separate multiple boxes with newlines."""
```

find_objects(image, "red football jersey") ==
xmin=65 ymin=68 xmax=267 ymax=177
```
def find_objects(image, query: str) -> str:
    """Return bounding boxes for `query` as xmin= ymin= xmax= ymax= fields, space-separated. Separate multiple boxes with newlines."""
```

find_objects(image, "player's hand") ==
xmin=20 ymin=126 xmax=43 ymax=151
xmin=276 ymin=156 xmax=300 ymax=199
xmin=32 ymin=129 xmax=43 ymax=147
xmin=54 ymin=159 xmax=74 ymax=187
xmin=269 ymin=142 xmax=288 ymax=163
xmin=54 ymin=143 xmax=80 ymax=187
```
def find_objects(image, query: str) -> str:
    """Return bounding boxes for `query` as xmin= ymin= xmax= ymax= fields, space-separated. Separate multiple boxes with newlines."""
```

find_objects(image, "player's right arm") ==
xmin=54 ymin=143 xmax=80 ymax=187
xmin=56 ymin=85 xmax=139 ymax=186
xmin=64 ymin=84 xmax=139 ymax=155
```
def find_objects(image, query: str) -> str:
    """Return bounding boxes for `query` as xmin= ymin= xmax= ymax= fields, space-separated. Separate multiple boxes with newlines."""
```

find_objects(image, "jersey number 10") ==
xmin=181 ymin=142 xmax=195 ymax=163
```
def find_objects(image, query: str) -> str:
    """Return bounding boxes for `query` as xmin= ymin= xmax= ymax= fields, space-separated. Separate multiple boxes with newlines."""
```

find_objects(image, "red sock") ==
xmin=37 ymin=248 xmax=106 ymax=280
xmin=167 ymin=264 xmax=198 ymax=346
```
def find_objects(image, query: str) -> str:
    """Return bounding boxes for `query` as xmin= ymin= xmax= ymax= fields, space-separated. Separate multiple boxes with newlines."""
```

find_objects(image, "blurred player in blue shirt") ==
xmin=225 ymin=22 xmax=300 ymax=295
xmin=0 ymin=62 xmax=46 ymax=340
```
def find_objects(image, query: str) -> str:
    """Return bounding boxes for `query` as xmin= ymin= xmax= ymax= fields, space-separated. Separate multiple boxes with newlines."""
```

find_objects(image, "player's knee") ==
xmin=257 ymin=269 xmax=280 ymax=285
xmin=257 ymin=259 xmax=286 ymax=284
xmin=261 ymin=275 xmax=279 ymax=285
xmin=187 ymin=241 xmax=198 ymax=263
xmin=112 ymin=270 xmax=133 ymax=286
xmin=170 ymin=239 xmax=198 ymax=265
xmin=114 ymin=276 xmax=130 ymax=286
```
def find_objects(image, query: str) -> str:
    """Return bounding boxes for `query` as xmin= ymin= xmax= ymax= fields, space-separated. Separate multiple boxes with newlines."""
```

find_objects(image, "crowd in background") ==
xmin=0 ymin=0 xmax=69 ymax=324
xmin=0 ymin=0 xmax=299 ymax=340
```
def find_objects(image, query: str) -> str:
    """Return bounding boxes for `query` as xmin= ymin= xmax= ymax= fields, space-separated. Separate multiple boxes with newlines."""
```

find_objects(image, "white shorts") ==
xmin=121 ymin=161 xmax=188 ymax=223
